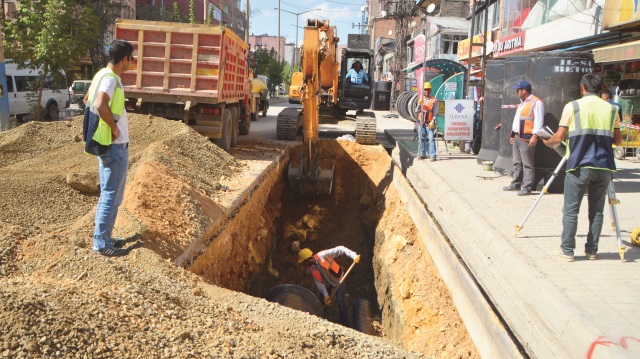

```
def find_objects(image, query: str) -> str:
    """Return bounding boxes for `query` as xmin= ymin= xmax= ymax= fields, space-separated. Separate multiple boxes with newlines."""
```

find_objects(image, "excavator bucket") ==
xmin=288 ymin=160 xmax=334 ymax=195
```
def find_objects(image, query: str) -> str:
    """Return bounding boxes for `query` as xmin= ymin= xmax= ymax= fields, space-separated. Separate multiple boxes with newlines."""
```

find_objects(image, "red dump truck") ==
xmin=115 ymin=19 xmax=251 ymax=150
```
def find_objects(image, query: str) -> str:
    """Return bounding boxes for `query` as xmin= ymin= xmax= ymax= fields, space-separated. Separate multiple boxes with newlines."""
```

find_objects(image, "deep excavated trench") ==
xmin=185 ymin=140 xmax=479 ymax=357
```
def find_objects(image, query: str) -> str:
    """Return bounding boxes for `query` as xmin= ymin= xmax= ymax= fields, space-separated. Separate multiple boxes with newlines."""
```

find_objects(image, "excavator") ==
xmin=278 ymin=19 xmax=376 ymax=194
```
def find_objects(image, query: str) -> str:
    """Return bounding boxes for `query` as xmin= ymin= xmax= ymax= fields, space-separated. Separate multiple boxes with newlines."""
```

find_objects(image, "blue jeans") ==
xmin=561 ymin=168 xmax=612 ymax=255
xmin=418 ymin=125 xmax=437 ymax=158
xmin=93 ymin=143 xmax=129 ymax=251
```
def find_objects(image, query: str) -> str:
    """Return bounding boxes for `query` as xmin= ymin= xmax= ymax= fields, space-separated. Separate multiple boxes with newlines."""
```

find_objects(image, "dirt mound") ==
xmin=0 ymin=119 xmax=424 ymax=358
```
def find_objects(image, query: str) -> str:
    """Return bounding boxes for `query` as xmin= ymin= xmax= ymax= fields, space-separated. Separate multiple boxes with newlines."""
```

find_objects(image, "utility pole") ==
xmin=203 ymin=0 xmax=207 ymax=23
xmin=278 ymin=0 xmax=281 ymax=63
xmin=245 ymin=0 xmax=249 ymax=43
xmin=384 ymin=0 xmax=416 ymax=110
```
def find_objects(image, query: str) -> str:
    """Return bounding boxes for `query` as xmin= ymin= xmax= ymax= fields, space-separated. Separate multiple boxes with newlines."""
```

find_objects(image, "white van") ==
xmin=5 ymin=62 xmax=69 ymax=121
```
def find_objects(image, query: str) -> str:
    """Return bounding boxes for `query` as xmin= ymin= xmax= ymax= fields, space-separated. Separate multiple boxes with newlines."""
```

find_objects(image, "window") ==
xmin=6 ymin=76 xmax=14 ymax=93
xmin=442 ymin=35 xmax=465 ymax=55
xmin=15 ymin=76 xmax=37 ymax=92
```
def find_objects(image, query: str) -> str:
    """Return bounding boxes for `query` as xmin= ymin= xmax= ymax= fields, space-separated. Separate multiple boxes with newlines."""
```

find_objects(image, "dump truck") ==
xmin=114 ymin=19 xmax=251 ymax=150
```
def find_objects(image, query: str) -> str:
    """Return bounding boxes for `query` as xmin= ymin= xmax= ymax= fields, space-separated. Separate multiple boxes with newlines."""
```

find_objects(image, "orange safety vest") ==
xmin=517 ymin=96 xmax=540 ymax=140
xmin=420 ymin=96 xmax=438 ymax=124
xmin=314 ymin=254 xmax=344 ymax=281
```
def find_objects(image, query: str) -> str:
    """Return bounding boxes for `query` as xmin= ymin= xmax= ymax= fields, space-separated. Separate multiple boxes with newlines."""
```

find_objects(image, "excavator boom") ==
xmin=286 ymin=19 xmax=338 ymax=194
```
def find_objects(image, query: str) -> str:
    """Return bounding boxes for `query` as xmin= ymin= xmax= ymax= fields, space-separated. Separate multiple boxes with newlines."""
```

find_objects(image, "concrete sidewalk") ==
xmin=385 ymin=127 xmax=640 ymax=358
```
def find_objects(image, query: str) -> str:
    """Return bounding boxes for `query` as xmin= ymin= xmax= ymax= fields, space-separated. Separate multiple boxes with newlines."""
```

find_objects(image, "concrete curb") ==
xmin=391 ymin=141 xmax=629 ymax=358
xmin=389 ymin=159 xmax=523 ymax=358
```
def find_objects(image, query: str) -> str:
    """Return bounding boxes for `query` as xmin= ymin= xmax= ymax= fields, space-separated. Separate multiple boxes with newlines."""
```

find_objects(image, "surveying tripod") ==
xmin=514 ymin=146 xmax=626 ymax=261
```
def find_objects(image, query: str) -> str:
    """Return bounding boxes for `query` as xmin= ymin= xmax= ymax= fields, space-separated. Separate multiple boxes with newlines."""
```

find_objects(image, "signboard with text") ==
xmin=444 ymin=100 xmax=474 ymax=141
xmin=493 ymin=32 xmax=526 ymax=58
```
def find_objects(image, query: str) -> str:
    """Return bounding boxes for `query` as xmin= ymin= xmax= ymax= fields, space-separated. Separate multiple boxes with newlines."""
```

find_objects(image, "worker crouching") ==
xmin=298 ymin=246 xmax=360 ymax=326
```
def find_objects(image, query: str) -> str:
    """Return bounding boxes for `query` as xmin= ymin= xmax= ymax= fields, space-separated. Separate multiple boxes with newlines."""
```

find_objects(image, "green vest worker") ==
xmin=87 ymin=39 xmax=136 ymax=257
xmin=543 ymin=73 xmax=622 ymax=262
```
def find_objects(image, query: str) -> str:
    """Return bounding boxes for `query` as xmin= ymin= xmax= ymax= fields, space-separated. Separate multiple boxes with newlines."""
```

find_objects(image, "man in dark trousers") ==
xmin=543 ymin=74 xmax=622 ymax=261
xmin=298 ymin=246 xmax=360 ymax=326
xmin=503 ymin=80 xmax=544 ymax=196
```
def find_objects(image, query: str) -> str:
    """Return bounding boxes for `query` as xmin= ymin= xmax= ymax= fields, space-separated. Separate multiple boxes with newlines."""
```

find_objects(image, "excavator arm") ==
xmin=286 ymin=20 xmax=338 ymax=194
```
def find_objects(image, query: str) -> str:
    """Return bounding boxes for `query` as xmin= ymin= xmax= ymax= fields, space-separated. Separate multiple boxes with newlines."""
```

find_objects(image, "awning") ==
xmin=402 ymin=59 xmax=468 ymax=79
xmin=427 ymin=16 xmax=470 ymax=34
xmin=593 ymin=40 xmax=640 ymax=63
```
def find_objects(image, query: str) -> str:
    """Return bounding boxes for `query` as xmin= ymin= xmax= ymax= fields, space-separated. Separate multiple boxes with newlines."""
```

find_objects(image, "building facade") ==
xmin=136 ymin=0 xmax=245 ymax=38
xmin=248 ymin=34 xmax=286 ymax=63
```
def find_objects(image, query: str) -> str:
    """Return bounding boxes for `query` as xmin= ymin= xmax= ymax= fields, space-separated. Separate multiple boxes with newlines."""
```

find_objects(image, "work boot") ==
xmin=517 ymin=189 xmax=532 ymax=196
xmin=430 ymin=157 xmax=436 ymax=162
xmin=585 ymin=251 xmax=597 ymax=261
xmin=502 ymin=183 xmax=519 ymax=191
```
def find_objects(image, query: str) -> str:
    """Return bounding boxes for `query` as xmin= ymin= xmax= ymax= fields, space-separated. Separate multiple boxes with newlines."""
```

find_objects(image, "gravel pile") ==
xmin=0 ymin=118 xmax=426 ymax=358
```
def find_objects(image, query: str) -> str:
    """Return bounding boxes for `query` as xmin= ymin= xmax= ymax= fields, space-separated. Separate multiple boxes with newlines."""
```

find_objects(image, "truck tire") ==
xmin=614 ymin=146 xmax=625 ymax=160
xmin=239 ymin=111 xmax=251 ymax=135
xmin=45 ymin=102 xmax=59 ymax=121
xmin=213 ymin=109 xmax=232 ymax=150
xmin=229 ymin=107 xmax=239 ymax=147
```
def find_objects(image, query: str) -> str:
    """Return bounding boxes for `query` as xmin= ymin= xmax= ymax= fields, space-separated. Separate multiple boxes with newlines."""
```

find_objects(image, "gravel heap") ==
xmin=0 ymin=118 xmax=425 ymax=358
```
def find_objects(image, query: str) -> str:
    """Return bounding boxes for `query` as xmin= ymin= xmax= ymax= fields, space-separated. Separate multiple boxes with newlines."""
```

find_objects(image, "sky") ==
xmin=246 ymin=0 xmax=369 ymax=45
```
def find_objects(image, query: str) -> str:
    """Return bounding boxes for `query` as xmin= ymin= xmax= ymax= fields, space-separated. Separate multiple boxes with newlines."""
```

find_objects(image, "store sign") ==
xmin=444 ymin=100 xmax=474 ymax=141
xmin=493 ymin=32 xmax=526 ymax=58
xmin=457 ymin=32 xmax=491 ymax=60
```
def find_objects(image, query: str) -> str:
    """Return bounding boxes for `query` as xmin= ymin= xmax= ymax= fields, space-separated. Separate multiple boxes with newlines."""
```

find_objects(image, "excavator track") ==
xmin=277 ymin=107 xmax=301 ymax=140
xmin=355 ymin=111 xmax=377 ymax=145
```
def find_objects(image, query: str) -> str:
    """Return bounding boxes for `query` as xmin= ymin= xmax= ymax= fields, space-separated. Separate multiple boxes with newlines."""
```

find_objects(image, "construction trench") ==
xmin=175 ymin=140 xmax=491 ymax=357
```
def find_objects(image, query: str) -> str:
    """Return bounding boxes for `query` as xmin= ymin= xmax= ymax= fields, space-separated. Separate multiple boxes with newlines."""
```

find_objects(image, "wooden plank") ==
xmin=136 ymin=30 xmax=144 ymax=89
xmin=117 ymin=19 xmax=223 ymax=36
xmin=163 ymin=32 xmax=172 ymax=90
xmin=191 ymin=33 xmax=198 ymax=93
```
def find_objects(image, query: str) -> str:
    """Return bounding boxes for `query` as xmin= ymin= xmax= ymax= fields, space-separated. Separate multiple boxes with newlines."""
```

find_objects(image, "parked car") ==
xmin=70 ymin=80 xmax=91 ymax=109
xmin=279 ymin=87 xmax=285 ymax=96
xmin=5 ymin=62 xmax=69 ymax=121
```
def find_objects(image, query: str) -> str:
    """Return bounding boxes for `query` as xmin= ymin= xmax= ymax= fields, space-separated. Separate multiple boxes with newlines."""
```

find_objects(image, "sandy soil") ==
xmin=0 ymin=115 xmax=477 ymax=358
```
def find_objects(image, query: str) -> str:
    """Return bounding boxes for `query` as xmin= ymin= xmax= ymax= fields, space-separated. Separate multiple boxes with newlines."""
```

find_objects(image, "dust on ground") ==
xmin=0 ymin=115 xmax=478 ymax=358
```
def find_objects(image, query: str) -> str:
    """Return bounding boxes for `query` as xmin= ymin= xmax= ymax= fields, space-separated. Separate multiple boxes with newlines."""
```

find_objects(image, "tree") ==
xmin=282 ymin=62 xmax=300 ymax=87
xmin=188 ymin=0 xmax=197 ymax=24
xmin=3 ymin=0 xmax=101 ymax=120
xmin=86 ymin=0 xmax=127 ymax=73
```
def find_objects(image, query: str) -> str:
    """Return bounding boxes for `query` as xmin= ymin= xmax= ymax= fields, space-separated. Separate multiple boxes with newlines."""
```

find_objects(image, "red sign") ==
xmin=493 ymin=32 xmax=526 ymax=58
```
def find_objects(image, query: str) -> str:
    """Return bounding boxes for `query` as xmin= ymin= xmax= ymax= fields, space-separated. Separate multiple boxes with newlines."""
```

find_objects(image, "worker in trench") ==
xmin=298 ymin=246 xmax=360 ymax=326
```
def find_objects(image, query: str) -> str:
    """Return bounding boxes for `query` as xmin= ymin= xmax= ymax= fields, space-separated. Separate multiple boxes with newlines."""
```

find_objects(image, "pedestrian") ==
xmin=601 ymin=89 xmax=623 ymax=120
xmin=417 ymin=82 xmax=439 ymax=161
xmin=345 ymin=61 xmax=368 ymax=85
xmin=543 ymin=73 xmax=622 ymax=262
xmin=86 ymin=39 xmax=135 ymax=257
xmin=502 ymin=80 xmax=544 ymax=196
xmin=298 ymin=246 xmax=360 ymax=326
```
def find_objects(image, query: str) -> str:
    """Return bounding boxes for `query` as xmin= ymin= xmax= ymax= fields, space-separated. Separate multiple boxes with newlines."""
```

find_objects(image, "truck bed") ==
xmin=115 ymin=19 xmax=248 ymax=105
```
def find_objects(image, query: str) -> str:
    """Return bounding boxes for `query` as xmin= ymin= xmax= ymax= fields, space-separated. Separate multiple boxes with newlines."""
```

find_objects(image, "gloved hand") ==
xmin=428 ymin=121 xmax=435 ymax=130
xmin=363 ymin=79 xmax=368 ymax=85
xmin=324 ymin=297 xmax=331 ymax=306
xmin=354 ymin=255 xmax=361 ymax=263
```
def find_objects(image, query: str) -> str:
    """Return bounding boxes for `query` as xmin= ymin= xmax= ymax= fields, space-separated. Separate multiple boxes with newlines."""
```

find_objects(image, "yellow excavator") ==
xmin=278 ymin=19 xmax=376 ymax=194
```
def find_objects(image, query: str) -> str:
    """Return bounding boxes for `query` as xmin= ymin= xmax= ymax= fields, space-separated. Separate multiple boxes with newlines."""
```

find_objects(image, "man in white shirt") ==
xmin=503 ymin=80 xmax=544 ymax=196
xmin=86 ymin=40 xmax=135 ymax=257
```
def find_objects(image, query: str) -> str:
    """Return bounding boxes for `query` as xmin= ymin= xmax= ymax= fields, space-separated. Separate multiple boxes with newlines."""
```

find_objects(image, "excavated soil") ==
xmin=0 ymin=116 xmax=478 ymax=358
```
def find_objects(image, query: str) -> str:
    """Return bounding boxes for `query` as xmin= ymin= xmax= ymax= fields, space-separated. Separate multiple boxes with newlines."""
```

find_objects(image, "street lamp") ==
xmin=275 ymin=7 xmax=320 ymax=67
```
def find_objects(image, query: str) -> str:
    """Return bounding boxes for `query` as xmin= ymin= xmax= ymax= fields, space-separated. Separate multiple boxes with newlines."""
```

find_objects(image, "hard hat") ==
xmin=298 ymin=248 xmax=313 ymax=264
xmin=424 ymin=82 xmax=432 ymax=90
